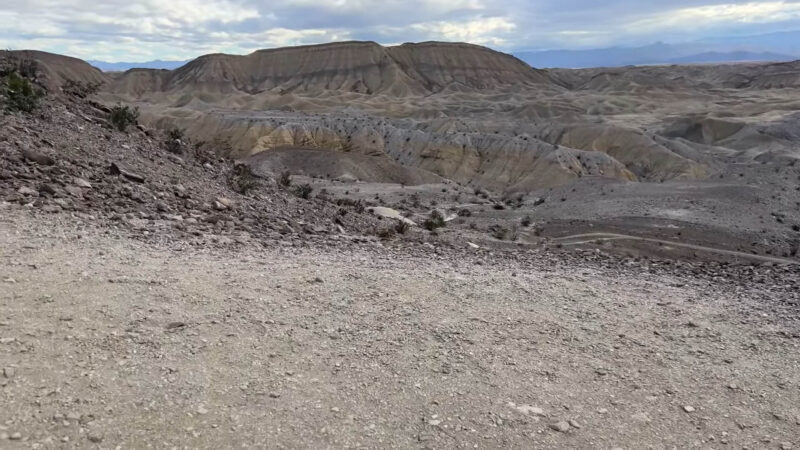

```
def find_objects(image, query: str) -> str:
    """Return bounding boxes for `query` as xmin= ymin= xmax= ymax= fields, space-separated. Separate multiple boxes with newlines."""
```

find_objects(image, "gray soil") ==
xmin=2 ymin=208 xmax=799 ymax=449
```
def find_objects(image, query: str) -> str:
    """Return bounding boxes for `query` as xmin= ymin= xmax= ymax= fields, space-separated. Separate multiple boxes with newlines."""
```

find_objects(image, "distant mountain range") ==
xmin=514 ymin=31 xmax=800 ymax=68
xmin=87 ymin=59 xmax=189 ymax=71
xmin=86 ymin=30 xmax=800 ymax=72
xmin=514 ymin=44 xmax=796 ymax=69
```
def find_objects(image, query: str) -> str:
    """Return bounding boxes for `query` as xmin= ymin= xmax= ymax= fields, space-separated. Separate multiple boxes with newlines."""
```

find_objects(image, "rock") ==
xmin=509 ymin=403 xmax=546 ymax=417
xmin=197 ymin=406 xmax=208 ymax=415
xmin=165 ymin=321 xmax=186 ymax=330
xmin=21 ymin=148 xmax=55 ymax=165
xmin=109 ymin=162 xmax=145 ymax=183
xmin=780 ymin=443 xmax=793 ymax=450
xmin=2 ymin=367 xmax=15 ymax=378
xmin=683 ymin=405 xmax=695 ymax=413
xmin=549 ymin=421 xmax=571 ymax=432
xmin=87 ymin=432 xmax=103 ymax=443
xmin=64 ymin=186 xmax=84 ymax=197
xmin=366 ymin=206 xmax=416 ymax=226
xmin=73 ymin=177 xmax=92 ymax=188
xmin=631 ymin=412 xmax=651 ymax=423
xmin=66 ymin=411 xmax=81 ymax=421
xmin=9 ymin=432 xmax=22 ymax=440
xmin=533 ymin=197 xmax=546 ymax=206
xmin=216 ymin=197 xmax=234 ymax=208
xmin=17 ymin=186 xmax=37 ymax=196
xmin=214 ymin=201 xmax=228 ymax=211
xmin=568 ymin=419 xmax=582 ymax=429
xmin=39 ymin=183 xmax=59 ymax=195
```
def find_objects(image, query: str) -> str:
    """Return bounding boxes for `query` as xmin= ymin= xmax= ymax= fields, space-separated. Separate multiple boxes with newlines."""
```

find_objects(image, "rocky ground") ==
xmin=1 ymin=206 xmax=800 ymax=449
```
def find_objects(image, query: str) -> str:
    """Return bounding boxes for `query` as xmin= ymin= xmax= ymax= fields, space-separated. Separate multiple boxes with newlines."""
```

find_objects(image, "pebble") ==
xmin=197 ymin=406 xmax=208 ymax=415
xmin=10 ymin=432 xmax=22 ymax=440
xmin=509 ymin=403 xmax=545 ymax=416
xmin=549 ymin=421 xmax=571 ymax=432
xmin=73 ymin=177 xmax=92 ymax=188
xmin=568 ymin=419 xmax=582 ymax=429
xmin=87 ymin=432 xmax=103 ymax=443
xmin=2 ymin=367 xmax=15 ymax=378
xmin=780 ymin=443 xmax=793 ymax=450
xmin=683 ymin=405 xmax=695 ymax=413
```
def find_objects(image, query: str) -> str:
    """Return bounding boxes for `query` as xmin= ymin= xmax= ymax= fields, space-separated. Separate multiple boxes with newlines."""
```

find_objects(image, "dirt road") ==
xmin=1 ymin=209 xmax=799 ymax=449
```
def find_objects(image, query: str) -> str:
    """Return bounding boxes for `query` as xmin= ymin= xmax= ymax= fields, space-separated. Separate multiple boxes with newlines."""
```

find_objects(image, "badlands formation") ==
xmin=1 ymin=43 xmax=799 ymax=448
xmin=94 ymin=41 xmax=800 ymax=259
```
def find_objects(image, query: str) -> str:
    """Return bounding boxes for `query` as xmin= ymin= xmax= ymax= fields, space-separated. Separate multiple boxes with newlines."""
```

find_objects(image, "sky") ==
xmin=1 ymin=0 xmax=799 ymax=61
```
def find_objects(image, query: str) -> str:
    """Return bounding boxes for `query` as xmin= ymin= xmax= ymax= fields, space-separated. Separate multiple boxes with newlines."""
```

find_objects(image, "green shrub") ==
xmin=294 ymin=183 xmax=313 ymax=199
xmin=228 ymin=163 xmax=260 ymax=194
xmin=109 ymin=104 xmax=139 ymax=132
xmin=394 ymin=220 xmax=410 ymax=235
xmin=63 ymin=79 xmax=101 ymax=98
xmin=2 ymin=71 xmax=41 ymax=113
xmin=279 ymin=170 xmax=292 ymax=187
xmin=422 ymin=210 xmax=446 ymax=231
xmin=165 ymin=127 xmax=185 ymax=154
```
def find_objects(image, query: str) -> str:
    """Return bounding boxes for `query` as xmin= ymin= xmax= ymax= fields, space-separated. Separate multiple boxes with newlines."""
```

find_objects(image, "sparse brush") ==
xmin=293 ymin=183 xmax=313 ymax=199
xmin=376 ymin=227 xmax=396 ymax=240
xmin=336 ymin=197 xmax=365 ymax=213
xmin=394 ymin=220 xmax=410 ymax=235
xmin=62 ymin=79 xmax=101 ymax=98
xmin=165 ymin=127 xmax=185 ymax=154
xmin=1 ymin=71 xmax=42 ymax=113
xmin=279 ymin=170 xmax=292 ymax=187
xmin=490 ymin=224 xmax=518 ymax=241
xmin=457 ymin=208 xmax=472 ymax=217
xmin=228 ymin=163 xmax=260 ymax=195
xmin=422 ymin=210 xmax=446 ymax=231
xmin=521 ymin=215 xmax=532 ymax=227
xmin=109 ymin=104 xmax=139 ymax=132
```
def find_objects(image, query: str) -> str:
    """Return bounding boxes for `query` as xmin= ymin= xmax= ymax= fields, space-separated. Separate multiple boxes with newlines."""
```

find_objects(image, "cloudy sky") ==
xmin=1 ymin=0 xmax=799 ymax=61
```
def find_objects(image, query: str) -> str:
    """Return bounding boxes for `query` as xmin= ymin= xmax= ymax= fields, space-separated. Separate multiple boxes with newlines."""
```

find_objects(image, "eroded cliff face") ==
xmin=32 ymin=42 xmax=800 ymax=192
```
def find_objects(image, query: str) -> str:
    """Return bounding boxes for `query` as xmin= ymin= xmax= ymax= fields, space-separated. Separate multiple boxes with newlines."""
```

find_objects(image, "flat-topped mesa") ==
xmin=111 ymin=41 xmax=555 ymax=96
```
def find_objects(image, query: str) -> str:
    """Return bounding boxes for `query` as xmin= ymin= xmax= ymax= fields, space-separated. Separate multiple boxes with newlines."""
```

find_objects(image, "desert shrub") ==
xmin=336 ymin=197 xmax=365 ymax=213
xmin=1 ymin=71 xmax=41 ymax=113
xmin=457 ymin=208 xmax=472 ymax=217
xmin=109 ymin=104 xmax=139 ymax=132
xmin=521 ymin=215 xmax=532 ymax=227
xmin=63 ymin=79 xmax=101 ymax=98
xmin=422 ymin=210 xmax=446 ymax=231
xmin=294 ymin=183 xmax=313 ymax=199
xmin=278 ymin=170 xmax=292 ymax=187
xmin=165 ymin=127 xmax=185 ymax=154
xmin=489 ymin=224 xmax=518 ymax=241
xmin=376 ymin=227 xmax=396 ymax=240
xmin=394 ymin=220 xmax=410 ymax=235
xmin=228 ymin=163 xmax=260 ymax=195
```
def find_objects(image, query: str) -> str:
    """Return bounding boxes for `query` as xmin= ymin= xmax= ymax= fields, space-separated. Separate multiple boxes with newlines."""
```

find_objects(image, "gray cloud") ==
xmin=0 ymin=0 xmax=798 ymax=60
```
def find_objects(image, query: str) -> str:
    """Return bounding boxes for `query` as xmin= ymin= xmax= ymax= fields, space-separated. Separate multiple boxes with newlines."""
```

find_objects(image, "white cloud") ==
xmin=410 ymin=17 xmax=517 ymax=46
xmin=626 ymin=1 xmax=800 ymax=33
xmin=0 ymin=0 xmax=799 ymax=60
